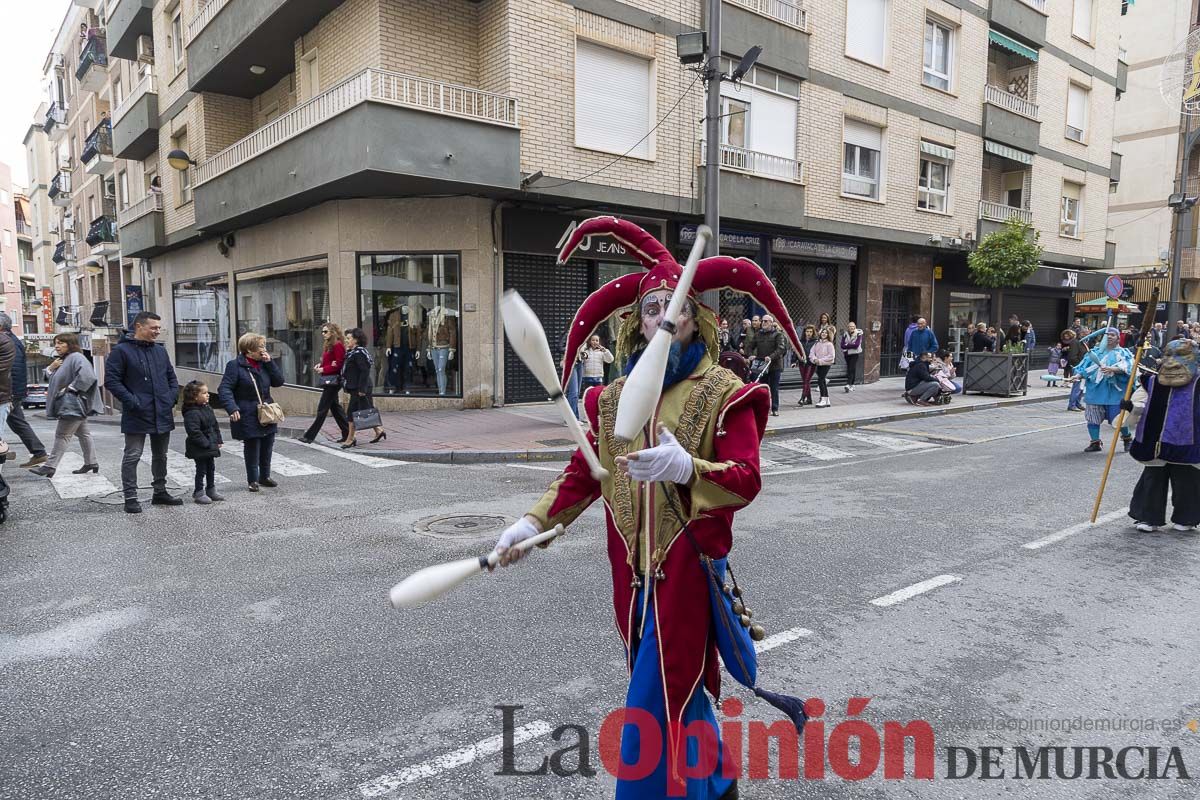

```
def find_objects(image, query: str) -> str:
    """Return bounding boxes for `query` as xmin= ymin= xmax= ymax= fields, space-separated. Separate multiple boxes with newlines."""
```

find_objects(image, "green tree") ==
xmin=968 ymin=218 xmax=1043 ymax=289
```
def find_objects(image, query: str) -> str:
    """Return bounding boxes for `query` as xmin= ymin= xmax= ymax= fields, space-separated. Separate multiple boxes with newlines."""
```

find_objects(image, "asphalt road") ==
xmin=1 ymin=408 xmax=1198 ymax=799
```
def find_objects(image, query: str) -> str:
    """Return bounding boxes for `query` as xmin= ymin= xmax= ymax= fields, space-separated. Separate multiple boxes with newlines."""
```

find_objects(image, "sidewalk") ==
xmin=279 ymin=376 xmax=1071 ymax=463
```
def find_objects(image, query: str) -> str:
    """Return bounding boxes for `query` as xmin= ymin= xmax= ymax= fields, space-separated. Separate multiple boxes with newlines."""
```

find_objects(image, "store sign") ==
xmin=771 ymin=236 xmax=858 ymax=262
xmin=503 ymin=209 xmax=664 ymax=265
xmin=679 ymin=225 xmax=761 ymax=252
xmin=555 ymin=221 xmax=641 ymax=260
xmin=40 ymin=288 xmax=53 ymax=331
xmin=1062 ymin=271 xmax=1079 ymax=289
xmin=125 ymin=285 xmax=144 ymax=327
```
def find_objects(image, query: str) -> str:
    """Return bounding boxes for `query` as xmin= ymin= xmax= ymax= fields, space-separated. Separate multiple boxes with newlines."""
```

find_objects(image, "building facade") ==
xmin=0 ymin=163 xmax=21 ymax=320
xmin=23 ymin=118 xmax=61 ymax=336
xmin=47 ymin=0 xmax=1123 ymax=414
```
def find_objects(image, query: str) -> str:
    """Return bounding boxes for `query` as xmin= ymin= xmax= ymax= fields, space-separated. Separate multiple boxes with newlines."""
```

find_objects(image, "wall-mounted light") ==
xmin=675 ymin=31 xmax=708 ymax=65
xmin=249 ymin=65 xmax=267 ymax=75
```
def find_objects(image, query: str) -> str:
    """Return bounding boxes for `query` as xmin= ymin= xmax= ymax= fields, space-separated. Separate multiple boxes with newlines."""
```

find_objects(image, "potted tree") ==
xmin=963 ymin=219 xmax=1042 ymax=396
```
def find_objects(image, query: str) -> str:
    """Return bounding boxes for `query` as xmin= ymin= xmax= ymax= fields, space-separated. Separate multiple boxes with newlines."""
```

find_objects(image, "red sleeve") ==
xmin=527 ymin=385 xmax=606 ymax=530
xmin=684 ymin=383 xmax=769 ymax=516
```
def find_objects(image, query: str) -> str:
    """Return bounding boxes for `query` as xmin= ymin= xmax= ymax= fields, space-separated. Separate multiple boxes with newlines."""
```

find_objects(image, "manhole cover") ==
xmin=414 ymin=513 xmax=514 ymax=540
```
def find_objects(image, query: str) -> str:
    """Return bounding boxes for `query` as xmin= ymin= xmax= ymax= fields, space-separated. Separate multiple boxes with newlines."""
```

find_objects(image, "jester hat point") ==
xmin=557 ymin=216 xmax=803 ymax=385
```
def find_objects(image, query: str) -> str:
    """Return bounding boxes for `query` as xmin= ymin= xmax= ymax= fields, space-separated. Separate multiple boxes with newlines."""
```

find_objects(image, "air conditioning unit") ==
xmin=136 ymin=35 xmax=154 ymax=64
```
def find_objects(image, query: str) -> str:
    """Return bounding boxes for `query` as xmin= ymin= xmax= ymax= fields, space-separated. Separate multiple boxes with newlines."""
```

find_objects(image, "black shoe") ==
xmin=1122 ymin=437 xmax=1133 ymax=452
xmin=151 ymin=493 xmax=184 ymax=506
xmin=341 ymin=440 xmax=358 ymax=450
xmin=298 ymin=436 xmax=315 ymax=445
xmin=124 ymin=499 xmax=143 ymax=514
xmin=370 ymin=430 xmax=387 ymax=444
xmin=29 ymin=465 xmax=56 ymax=478
xmin=258 ymin=477 xmax=278 ymax=488
xmin=248 ymin=482 xmax=260 ymax=492
xmin=71 ymin=464 xmax=99 ymax=474
xmin=1085 ymin=440 xmax=1102 ymax=453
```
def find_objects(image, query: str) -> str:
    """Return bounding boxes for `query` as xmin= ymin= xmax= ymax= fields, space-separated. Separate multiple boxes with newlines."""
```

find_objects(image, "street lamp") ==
xmin=167 ymin=149 xmax=196 ymax=171
xmin=1167 ymin=190 xmax=1199 ymax=325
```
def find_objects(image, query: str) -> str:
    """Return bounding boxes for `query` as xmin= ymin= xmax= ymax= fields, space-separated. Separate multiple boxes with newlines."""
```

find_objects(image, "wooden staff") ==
xmin=1091 ymin=287 xmax=1160 ymax=523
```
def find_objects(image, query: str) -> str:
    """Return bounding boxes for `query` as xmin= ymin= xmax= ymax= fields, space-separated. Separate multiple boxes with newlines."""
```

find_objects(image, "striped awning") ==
xmin=985 ymin=139 xmax=1034 ymax=165
xmin=920 ymin=140 xmax=955 ymax=160
xmin=989 ymin=29 xmax=1038 ymax=62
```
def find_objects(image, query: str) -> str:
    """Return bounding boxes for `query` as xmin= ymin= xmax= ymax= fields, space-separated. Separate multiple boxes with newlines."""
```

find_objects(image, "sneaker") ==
xmin=770 ymin=410 xmax=779 ymax=417
xmin=151 ymin=493 xmax=184 ymax=506
xmin=902 ymin=393 xmax=916 ymax=406
xmin=20 ymin=454 xmax=48 ymax=468
xmin=258 ymin=477 xmax=278 ymax=488
xmin=1084 ymin=440 xmax=1102 ymax=453
xmin=1172 ymin=523 xmax=1198 ymax=532
xmin=1135 ymin=522 xmax=1163 ymax=533
xmin=816 ymin=398 xmax=830 ymax=408
xmin=844 ymin=385 xmax=851 ymax=393
xmin=206 ymin=488 xmax=226 ymax=502
xmin=124 ymin=499 xmax=143 ymax=514
xmin=248 ymin=482 xmax=260 ymax=492
xmin=193 ymin=491 xmax=213 ymax=505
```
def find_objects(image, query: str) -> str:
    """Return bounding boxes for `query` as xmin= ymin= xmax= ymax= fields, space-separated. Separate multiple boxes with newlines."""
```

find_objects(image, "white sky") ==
xmin=0 ymin=1 xmax=72 ymax=190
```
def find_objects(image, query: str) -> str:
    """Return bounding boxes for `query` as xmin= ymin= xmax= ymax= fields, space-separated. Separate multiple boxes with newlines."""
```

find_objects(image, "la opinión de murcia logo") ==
xmin=495 ymin=702 xmax=1196 ymax=790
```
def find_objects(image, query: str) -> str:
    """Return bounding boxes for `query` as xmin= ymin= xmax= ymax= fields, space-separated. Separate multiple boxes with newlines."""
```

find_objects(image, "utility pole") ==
xmin=1169 ymin=111 xmax=1194 ymax=328
xmin=703 ymin=0 xmax=722 ymax=261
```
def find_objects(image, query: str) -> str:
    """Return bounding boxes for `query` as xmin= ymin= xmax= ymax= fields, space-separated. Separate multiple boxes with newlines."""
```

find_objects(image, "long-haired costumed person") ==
xmin=493 ymin=218 xmax=806 ymax=799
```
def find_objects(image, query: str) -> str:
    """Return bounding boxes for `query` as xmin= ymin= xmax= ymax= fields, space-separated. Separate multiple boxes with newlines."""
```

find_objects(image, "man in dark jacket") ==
xmin=0 ymin=313 xmax=48 ymax=466
xmin=0 ymin=322 xmax=14 ymax=448
xmin=104 ymin=311 xmax=182 ymax=513
xmin=746 ymin=314 xmax=787 ymax=415
xmin=904 ymin=351 xmax=941 ymax=405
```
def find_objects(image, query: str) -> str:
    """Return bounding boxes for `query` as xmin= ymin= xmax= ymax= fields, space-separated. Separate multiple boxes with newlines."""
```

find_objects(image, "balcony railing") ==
xmin=85 ymin=216 xmax=118 ymax=247
xmin=81 ymin=120 xmax=113 ymax=163
xmin=118 ymin=192 xmax=163 ymax=226
xmin=75 ymin=33 xmax=108 ymax=81
xmin=195 ymin=68 xmax=520 ymax=186
xmin=186 ymin=0 xmax=232 ymax=45
xmin=979 ymin=200 xmax=1032 ymax=224
xmin=48 ymin=171 xmax=71 ymax=200
xmin=725 ymin=0 xmax=809 ymax=31
xmin=1018 ymin=0 xmax=1047 ymax=12
xmin=113 ymin=72 xmax=155 ymax=123
xmin=43 ymin=102 xmax=67 ymax=132
xmin=52 ymin=240 xmax=71 ymax=264
xmin=985 ymin=85 xmax=1039 ymax=121
xmin=16 ymin=221 xmax=32 ymax=237
xmin=702 ymin=141 xmax=805 ymax=183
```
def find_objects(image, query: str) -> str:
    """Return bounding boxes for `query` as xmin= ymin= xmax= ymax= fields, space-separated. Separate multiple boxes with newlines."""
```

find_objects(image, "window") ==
xmin=1066 ymin=83 xmax=1088 ymax=142
xmin=113 ymin=76 xmax=123 ymax=109
xmin=0 ymin=190 xmax=8 ymax=205
xmin=171 ymin=11 xmax=184 ymax=67
xmin=118 ymin=170 xmax=129 ymax=209
xmin=716 ymin=80 xmax=798 ymax=179
xmin=846 ymin=0 xmax=888 ymax=67
xmin=88 ymin=196 xmax=97 ymax=224
xmin=173 ymin=129 xmax=191 ymax=205
xmin=1060 ymin=182 xmax=1082 ymax=237
xmin=575 ymin=40 xmax=654 ymax=159
xmin=301 ymin=50 xmax=320 ymax=101
xmin=918 ymin=154 xmax=950 ymax=213
xmin=1003 ymin=172 xmax=1025 ymax=209
xmin=173 ymin=276 xmax=232 ymax=372
xmin=1072 ymin=0 xmax=1093 ymax=42
xmin=843 ymin=120 xmax=883 ymax=200
xmin=721 ymin=97 xmax=750 ymax=149
xmin=2 ymin=230 xmax=10 ymax=247
xmin=359 ymin=253 xmax=462 ymax=397
xmin=235 ymin=261 xmax=330 ymax=386
xmin=923 ymin=19 xmax=953 ymax=91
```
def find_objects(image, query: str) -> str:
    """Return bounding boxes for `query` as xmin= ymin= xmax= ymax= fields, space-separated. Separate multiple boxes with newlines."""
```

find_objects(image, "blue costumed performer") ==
xmin=1076 ymin=326 xmax=1133 ymax=453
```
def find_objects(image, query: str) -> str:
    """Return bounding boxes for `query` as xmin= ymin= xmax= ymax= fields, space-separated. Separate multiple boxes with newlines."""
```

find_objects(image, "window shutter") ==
xmin=1062 ymin=182 xmax=1082 ymax=201
xmin=1072 ymin=0 xmax=1092 ymax=40
xmin=575 ymin=41 xmax=652 ymax=159
xmin=844 ymin=119 xmax=882 ymax=150
xmin=1067 ymin=84 xmax=1087 ymax=130
xmin=750 ymin=90 xmax=797 ymax=160
xmin=847 ymin=0 xmax=887 ymax=65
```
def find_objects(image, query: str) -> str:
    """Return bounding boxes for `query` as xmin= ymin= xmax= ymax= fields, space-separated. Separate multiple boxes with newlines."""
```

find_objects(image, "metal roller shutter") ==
xmin=1002 ymin=294 xmax=1067 ymax=370
xmin=502 ymin=253 xmax=591 ymax=404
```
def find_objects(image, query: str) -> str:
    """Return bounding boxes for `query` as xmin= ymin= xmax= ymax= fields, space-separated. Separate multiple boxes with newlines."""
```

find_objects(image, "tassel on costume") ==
xmin=753 ymin=686 xmax=808 ymax=735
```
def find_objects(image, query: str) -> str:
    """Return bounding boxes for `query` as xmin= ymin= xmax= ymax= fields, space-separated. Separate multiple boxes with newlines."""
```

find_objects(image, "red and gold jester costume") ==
xmin=521 ymin=218 xmax=803 ymax=799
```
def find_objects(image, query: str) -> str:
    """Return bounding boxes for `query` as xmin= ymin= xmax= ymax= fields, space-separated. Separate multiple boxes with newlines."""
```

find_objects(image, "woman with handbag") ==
xmin=299 ymin=322 xmax=351 ymax=445
xmin=219 ymin=333 xmax=285 ymax=492
xmin=29 ymin=333 xmax=105 ymax=478
xmin=341 ymin=328 xmax=385 ymax=449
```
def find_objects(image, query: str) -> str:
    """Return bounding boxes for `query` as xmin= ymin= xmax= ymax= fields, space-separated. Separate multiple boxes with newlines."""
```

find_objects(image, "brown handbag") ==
xmin=248 ymin=366 xmax=286 ymax=426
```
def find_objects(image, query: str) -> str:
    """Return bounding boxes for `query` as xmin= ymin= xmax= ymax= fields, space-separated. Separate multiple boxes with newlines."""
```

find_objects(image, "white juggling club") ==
xmin=613 ymin=226 xmax=712 ymax=442
xmin=500 ymin=289 xmax=609 ymax=480
xmin=388 ymin=524 xmax=566 ymax=609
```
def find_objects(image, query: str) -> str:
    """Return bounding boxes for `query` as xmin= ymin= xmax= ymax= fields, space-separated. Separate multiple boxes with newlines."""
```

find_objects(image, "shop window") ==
xmin=235 ymin=261 xmax=329 ymax=386
xmin=172 ymin=275 xmax=232 ymax=372
xmin=358 ymin=253 xmax=461 ymax=398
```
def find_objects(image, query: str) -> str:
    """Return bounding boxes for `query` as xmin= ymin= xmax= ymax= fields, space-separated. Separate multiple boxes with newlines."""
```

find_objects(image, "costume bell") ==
xmin=494 ymin=218 xmax=804 ymax=800
xmin=1127 ymin=339 xmax=1200 ymax=532
xmin=1077 ymin=327 xmax=1133 ymax=453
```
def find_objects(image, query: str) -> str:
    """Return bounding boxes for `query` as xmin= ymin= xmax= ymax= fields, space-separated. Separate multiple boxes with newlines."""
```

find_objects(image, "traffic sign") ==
xmin=1106 ymin=298 xmax=1120 ymax=310
xmin=1105 ymin=275 xmax=1125 ymax=299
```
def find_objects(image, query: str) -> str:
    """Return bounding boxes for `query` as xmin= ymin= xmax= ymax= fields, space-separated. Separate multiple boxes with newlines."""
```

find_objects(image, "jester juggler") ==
xmin=1076 ymin=326 xmax=1134 ymax=453
xmin=493 ymin=218 xmax=805 ymax=799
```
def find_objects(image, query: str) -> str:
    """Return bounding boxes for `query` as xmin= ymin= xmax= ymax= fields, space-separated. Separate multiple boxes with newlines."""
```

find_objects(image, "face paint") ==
xmin=1158 ymin=339 xmax=1199 ymax=387
xmin=640 ymin=290 xmax=695 ymax=344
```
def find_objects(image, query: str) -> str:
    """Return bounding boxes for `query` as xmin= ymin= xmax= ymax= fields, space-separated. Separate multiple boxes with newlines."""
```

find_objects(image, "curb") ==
xmin=81 ymin=392 xmax=1062 ymax=464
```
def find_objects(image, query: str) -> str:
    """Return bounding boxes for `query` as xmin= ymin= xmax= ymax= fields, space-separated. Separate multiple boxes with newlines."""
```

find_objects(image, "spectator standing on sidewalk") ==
xmin=971 ymin=322 xmax=991 ymax=353
xmin=809 ymin=329 xmax=836 ymax=408
xmin=1022 ymin=321 xmax=1037 ymax=355
xmin=907 ymin=318 xmax=939 ymax=358
xmin=795 ymin=324 xmax=818 ymax=407
xmin=734 ymin=318 xmax=752 ymax=353
xmin=0 ymin=314 xmax=48 ymax=467
xmin=840 ymin=321 xmax=863 ymax=392
xmin=903 ymin=315 xmax=920 ymax=355
xmin=717 ymin=319 xmax=732 ymax=352
xmin=817 ymin=312 xmax=838 ymax=346
xmin=1061 ymin=329 xmax=1087 ymax=411
xmin=904 ymin=352 xmax=942 ymax=405
xmin=104 ymin=312 xmax=182 ymax=514
xmin=559 ymin=327 xmax=584 ymax=423
xmin=741 ymin=315 xmax=763 ymax=356
xmin=746 ymin=315 xmax=785 ymax=415
xmin=219 ymin=332 xmax=286 ymax=490
xmin=181 ymin=380 xmax=224 ymax=505
xmin=579 ymin=335 xmax=613 ymax=391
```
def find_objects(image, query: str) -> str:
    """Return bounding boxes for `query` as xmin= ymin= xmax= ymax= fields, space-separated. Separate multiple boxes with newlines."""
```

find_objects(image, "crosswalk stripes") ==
xmin=836 ymin=431 xmax=942 ymax=452
xmin=46 ymin=452 xmax=119 ymax=499
xmin=285 ymin=439 xmax=408 ymax=467
xmin=219 ymin=441 xmax=326 ymax=477
xmin=142 ymin=448 xmax=233 ymax=486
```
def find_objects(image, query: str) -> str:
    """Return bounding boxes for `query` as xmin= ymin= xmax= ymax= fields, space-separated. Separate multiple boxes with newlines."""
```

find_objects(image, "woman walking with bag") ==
xmin=840 ymin=321 xmax=863 ymax=392
xmin=219 ymin=333 xmax=285 ymax=492
xmin=341 ymin=328 xmax=385 ymax=449
xmin=299 ymin=322 xmax=351 ymax=445
xmin=29 ymin=333 xmax=104 ymax=478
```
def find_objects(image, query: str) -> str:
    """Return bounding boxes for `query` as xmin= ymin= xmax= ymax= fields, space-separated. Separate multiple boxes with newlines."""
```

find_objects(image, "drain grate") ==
xmin=414 ymin=513 xmax=514 ymax=540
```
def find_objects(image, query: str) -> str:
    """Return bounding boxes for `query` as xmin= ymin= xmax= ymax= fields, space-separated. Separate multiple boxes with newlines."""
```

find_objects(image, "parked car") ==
xmin=22 ymin=383 xmax=47 ymax=409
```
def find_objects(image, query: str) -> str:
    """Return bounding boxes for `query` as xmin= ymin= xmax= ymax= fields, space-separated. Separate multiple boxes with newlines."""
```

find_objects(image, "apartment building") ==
xmin=23 ymin=116 xmax=61 ymax=336
xmin=0 ymin=162 xmax=22 ymax=319
xmin=81 ymin=0 xmax=1123 ymax=414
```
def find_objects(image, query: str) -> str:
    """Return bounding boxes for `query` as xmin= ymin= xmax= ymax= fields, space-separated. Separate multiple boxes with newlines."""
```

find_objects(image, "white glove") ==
xmin=624 ymin=428 xmax=694 ymax=484
xmin=494 ymin=516 xmax=541 ymax=566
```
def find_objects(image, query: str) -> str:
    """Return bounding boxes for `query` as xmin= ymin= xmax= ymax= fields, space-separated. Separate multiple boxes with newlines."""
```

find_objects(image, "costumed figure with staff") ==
xmin=1076 ymin=326 xmax=1134 ymax=453
xmin=492 ymin=218 xmax=806 ymax=800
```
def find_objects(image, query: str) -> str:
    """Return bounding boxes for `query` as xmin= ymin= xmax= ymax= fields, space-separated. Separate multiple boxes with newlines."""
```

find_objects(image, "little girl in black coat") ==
xmin=182 ymin=381 xmax=225 ymax=504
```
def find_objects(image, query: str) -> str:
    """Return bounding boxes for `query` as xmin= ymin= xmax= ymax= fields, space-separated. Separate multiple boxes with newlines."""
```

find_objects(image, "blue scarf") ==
xmin=624 ymin=341 xmax=707 ymax=387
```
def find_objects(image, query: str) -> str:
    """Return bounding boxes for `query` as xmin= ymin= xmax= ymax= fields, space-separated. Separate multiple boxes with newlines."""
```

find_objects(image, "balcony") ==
xmin=988 ymin=0 xmax=1047 ymax=48
xmin=16 ymin=221 xmax=33 ymax=238
xmin=107 ymin=0 xmax=154 ymax=60
xmin=112 ymin=72 xmax=158 ymax=160
xmin=193 ymin=68 xmax=521 ymax=231
xmin=1182 ymin=248 xmax=1200 ymax=281
xmin=49 ymin=171 xmax=72 ymax=207
xmin=117 ymin=194 xmax=165 ymax=258
xmin=52 ymin=239 xmax=74 ymax=266
xmin=186 ymin=0 xmax=347 ymax=97
xmin=43 ymin=102 xmax=67 ymax=140
xmin=85 ymin=216 xmax=119 ymax=258
xmin=75 ymin=33 xmax=109 ymax=94
xmin=698 ymin=142 xmax=805 ymax=228
xmin=983 ymin=85 xmax=1040 ymax=153
xmin=977 ymin=199 xmax=1033 ymax=242
xmin=1117 ymin=58 xmax=1128 ymax=96
xmin=82 ymin=120 xmax=115 ymax=177
xmin=718 ymin=0 xmax=809 ymax=80
xmin=1111 ymin=145 xmax=1122 ymax=184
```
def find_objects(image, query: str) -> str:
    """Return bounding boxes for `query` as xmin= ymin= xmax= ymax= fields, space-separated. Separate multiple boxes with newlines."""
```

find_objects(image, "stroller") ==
xmin=719 ymin=350 xmax=751 ymax=381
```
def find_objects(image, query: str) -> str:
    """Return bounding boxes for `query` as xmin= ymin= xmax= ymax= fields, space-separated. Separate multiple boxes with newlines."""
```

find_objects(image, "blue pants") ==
xmin=242 ymin=432 xmax=275 ymax=483
xmin=1068 ymin=380 xmax=1084 ymax=409
xmin=566 ymin=362 xmax=583 ymax=420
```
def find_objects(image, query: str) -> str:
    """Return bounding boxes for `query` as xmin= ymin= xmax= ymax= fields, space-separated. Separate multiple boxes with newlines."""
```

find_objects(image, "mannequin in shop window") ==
xmin=427 ymin=305 xmax=458 ymax=396
xmin=383 ymin=308 xmax=407 ymax=395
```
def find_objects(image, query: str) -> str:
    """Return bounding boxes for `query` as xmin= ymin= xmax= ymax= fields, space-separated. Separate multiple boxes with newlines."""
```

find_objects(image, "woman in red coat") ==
xmin=299 ymin=322 xmax=351 ymax=444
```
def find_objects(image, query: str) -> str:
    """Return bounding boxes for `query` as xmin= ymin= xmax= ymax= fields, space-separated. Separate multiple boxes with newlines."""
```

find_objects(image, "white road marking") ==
xmin=771 ymin=438 xmax=854 ymax=461
xmin=357 ymin=721 xmax=553 ymax=798
xmin=838 ymin=431 xmax=942 ymax=452
xmin=142 ymin=449 xmax=231 ymax=485
xmin=1022 ymin=508 xmax=1130 ymax=550
xmin=46 ymin=453 xmax=118 ymax=500
xmin=506 ymin=463 xmax=564 ymax=472
xmin=220 ymin=441 xmax=326 ymax=477
xmin=870 ymin=575 xmax=961 ymax=607
xmin=287 ymin=440 xmax=409 ymax=467
xmin=754 ymin=627 xmax=813 ymax=654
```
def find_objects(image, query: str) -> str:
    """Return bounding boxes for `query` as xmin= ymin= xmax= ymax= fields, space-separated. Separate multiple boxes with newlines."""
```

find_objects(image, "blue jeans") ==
xmin=566 ymin=362 xmax=583 ymax=420
xmin=431 ymin=347 xmax=450 ymax=395
xmin=1068 ymin=380 xmax=1084 ymax=409
xmin=242 ymin=432 xmax=275 ymax=484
